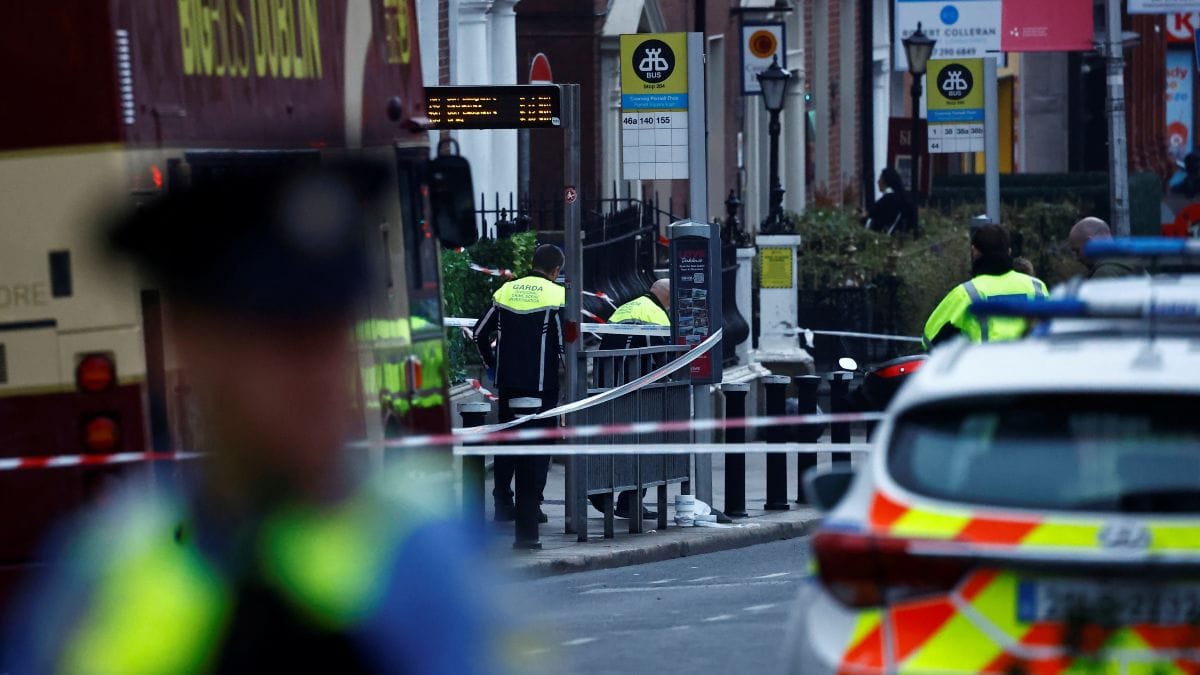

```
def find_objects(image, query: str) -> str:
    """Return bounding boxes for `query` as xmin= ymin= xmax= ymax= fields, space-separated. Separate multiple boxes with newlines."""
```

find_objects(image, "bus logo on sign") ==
xmin=632 ymin=40 xmax=675 ymax=83
xmin=937 ymin=64 xmax=974 ymax=100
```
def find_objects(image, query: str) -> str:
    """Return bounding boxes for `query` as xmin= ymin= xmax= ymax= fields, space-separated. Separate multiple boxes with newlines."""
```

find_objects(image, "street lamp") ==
xmin=756 ymin=56 xmax=792 ymax=235
xmin=902 ymin=22 xmax=936 ymax=230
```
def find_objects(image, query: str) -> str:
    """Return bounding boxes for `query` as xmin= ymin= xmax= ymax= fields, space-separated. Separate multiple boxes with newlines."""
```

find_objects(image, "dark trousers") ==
xmin=493 ymin=389 xmax=557 ymax=505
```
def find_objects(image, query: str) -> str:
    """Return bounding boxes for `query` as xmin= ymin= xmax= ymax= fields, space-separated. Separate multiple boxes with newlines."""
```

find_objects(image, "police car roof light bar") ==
xmin=971 ymin=298 xmax=1200 ymax=321
xmin=1083 ymin=237 xmax=1200 ymax=260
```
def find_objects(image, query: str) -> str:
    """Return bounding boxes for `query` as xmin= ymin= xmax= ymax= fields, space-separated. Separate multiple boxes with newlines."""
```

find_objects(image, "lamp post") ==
xmin=756 ymin=56 xmax=792 ymax=235
xmin=902 ymin=22 xmax=936 ymax=230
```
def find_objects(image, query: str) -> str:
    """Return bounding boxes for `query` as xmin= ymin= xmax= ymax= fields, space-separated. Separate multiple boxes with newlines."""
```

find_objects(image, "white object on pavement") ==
xmin=674 ymin=495 xmax=695 ymax=526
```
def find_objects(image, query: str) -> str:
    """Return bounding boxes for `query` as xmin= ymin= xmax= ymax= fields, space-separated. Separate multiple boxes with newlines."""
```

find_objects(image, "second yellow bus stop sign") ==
xmin=925 ymin=58 xmax=985 ymax=154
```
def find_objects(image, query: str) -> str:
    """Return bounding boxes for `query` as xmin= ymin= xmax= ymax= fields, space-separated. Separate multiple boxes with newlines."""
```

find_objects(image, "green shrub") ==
xmin=440 ymin=231 xmax=538 ymax=383
xmin=788 ymin=201 xmax=1088 ymax=337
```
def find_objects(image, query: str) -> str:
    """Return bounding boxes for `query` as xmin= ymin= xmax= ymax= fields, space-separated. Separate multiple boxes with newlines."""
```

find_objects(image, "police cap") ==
xmin=109 ymin=160 xmax=387 ymax=322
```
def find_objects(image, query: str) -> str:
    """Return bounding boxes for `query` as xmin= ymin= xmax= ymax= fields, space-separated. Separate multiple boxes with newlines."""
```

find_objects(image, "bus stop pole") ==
xmin=562 ymin=84 xmax=588 ymax=542
xmin=686 ymin=32 xmax=715 ymax=509
xmin=984 ymin=57 xmax=1000 ymax=225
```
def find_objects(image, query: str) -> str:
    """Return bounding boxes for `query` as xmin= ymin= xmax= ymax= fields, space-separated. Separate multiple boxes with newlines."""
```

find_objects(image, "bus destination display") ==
xmin=425 ymin=85 xmax=561 ymax=130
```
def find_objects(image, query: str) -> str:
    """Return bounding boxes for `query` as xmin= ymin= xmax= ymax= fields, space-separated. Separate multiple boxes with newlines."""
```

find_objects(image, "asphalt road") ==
xmin=514 ymin=536 xmax=812 ymax=674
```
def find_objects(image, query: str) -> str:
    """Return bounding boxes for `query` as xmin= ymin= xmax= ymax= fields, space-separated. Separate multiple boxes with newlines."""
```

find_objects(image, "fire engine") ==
xmin=0 ymin=0 xmax=472 ymax=609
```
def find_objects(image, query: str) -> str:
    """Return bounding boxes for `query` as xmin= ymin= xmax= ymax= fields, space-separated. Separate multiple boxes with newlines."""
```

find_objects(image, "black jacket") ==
xmin=865 ymin=192 xmax=913 ymax=235
xmin=472 ymin=272 xmax=564 ymax=393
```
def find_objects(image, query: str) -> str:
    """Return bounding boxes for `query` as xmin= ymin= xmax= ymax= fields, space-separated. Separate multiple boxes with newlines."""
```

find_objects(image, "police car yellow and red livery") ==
xmin=788 ymin=249 xmax=1200 ymax=673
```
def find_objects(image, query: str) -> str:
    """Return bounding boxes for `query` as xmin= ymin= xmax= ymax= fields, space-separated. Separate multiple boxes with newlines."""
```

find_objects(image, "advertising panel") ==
xmin=1167 ymin=49 xmax=1195 ymax=161
xmin=669 ymin=222 xmax=722 ymax=385
xmin=1001 ymin=0 xmax=1094 ymax=52
xmin=1130 ymin=0 xmax=1200 ymax=14
xmin=895 ymin=0 xmax=1001 ymax=71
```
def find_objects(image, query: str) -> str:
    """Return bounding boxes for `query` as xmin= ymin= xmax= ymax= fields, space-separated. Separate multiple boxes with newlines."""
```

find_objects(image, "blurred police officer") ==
xmin=472 ymin=245 xmax=565 ymax=537
xmin=588 ymin=279 xmax=670 ymax=520
xmin=4 ymin=162 xmax=515 ymax=674
xmin=924 ymin=224 xmax=1048 ymax=349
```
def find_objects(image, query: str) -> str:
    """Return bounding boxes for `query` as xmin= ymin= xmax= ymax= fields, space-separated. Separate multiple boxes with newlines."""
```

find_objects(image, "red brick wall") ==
xmin=828 ymin=0 xmax=841 ymax=192
xmin=1128 ymin=13 xmax=1172 ymax=178
xmin=516 ymin=0 xmax=606 ymax=203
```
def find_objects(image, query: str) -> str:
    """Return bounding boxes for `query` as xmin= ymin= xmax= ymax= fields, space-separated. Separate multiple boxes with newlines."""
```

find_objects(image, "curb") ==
xmin=507 ymin=515 xmax=820 ymax=578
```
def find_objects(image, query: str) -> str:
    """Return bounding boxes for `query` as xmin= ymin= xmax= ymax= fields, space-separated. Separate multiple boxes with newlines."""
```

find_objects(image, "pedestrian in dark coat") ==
xmin=864 ymin=168 xmax=916 ymax=236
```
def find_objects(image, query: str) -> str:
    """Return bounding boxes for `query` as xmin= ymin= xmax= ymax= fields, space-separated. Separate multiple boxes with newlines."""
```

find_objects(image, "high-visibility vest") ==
xmin=601 ymin=294 xmax=670 ymax=352
xmin=608 ymin=294 xmax=670 ymax=327
xmin=923 ymin=270 xmax=1048 ymax=349
xmin=473 ymin=274 xmax=565 ymax=392
xmin=32 ymin=466 xmax=493 ymax=673
xmin=492 ymin=275 xmax=566 ymax=312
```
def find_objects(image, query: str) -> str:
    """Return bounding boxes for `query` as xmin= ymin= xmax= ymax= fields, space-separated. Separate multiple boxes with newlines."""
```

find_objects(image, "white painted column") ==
xmin=488 ymin=0 xmax=518 ymax=207
xmin=735 ymin=246 xmax=756 ymax=365
xmin=871 ymin=0 xmax=891 ymax=199
xmin=600 ymin=39 xmax=622 ymax=198
xmin=707 ymin=35 xmax=728 ymax=219
xmin=752 ymin=235 xmax=811 ymax=368
xmin=415 ymin=0 xmax=440 ymax=88
xmin=743 ymin=98 xmax=763 ymax=233
xmin=455 ymin=1 xmax=494 ymax=234
xmin=782 ymin=7 xmax=806 ymax=216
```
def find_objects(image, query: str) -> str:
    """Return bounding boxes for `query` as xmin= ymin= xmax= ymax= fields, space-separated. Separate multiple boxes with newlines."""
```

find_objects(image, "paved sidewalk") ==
xmin=477 ymin=448 xmax=867 ymax=577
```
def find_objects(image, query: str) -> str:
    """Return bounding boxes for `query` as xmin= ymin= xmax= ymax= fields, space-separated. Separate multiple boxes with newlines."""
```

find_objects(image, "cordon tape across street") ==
xmin=0 ymin=328 xmax=887 ymax=470
xmin=0 ymin=414 xmax=881 ymax=471
xmin=0 ymin=452 xmax=203 ymax=472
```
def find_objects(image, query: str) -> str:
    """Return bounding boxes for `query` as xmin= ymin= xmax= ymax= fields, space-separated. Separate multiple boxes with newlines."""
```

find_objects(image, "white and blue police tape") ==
xmin=375 ymin=409 xmax=885 ymax=450
xmin=444 ymin=317 xmax=669 ymax=337
xmin=764 ymin=327 xmax=923 ymax=345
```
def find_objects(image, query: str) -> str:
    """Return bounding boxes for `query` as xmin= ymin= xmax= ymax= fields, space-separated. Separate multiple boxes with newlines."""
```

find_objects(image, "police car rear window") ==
xmin=888 ymin=394 xmax=1200 ymax=513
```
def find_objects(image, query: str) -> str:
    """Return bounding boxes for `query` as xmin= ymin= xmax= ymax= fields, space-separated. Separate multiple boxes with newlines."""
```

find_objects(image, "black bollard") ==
xmin=793 ymin=375 xmax=821 ymax=504
xmin=762 ymin=375 xmax=791 ymax=511
xmin=510 ymin=397 xmax=545 ymax=550
xmin=722 ymin=382 xmax=750 ymax=518
xmin=458 ymin=401 xmax=492 ymax=523
xmin=829 ymin=372 xmax=853 ymax=466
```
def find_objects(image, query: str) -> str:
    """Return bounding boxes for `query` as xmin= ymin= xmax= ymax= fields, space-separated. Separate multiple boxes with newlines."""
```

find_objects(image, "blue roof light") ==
xmin=1084 ymin=237 xmax=1200 ymax=260
xmin=971 ymin=298 xmax=1200 ymax=321
xmin=971 ymin=298 xmax=1087 ymax=318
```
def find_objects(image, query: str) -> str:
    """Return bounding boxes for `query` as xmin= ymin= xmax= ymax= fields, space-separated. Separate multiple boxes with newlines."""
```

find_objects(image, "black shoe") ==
xmin=538 ymin=508 xmax=549 ymax=524
xmin=494 ymin=502 xmax=515 ymax=522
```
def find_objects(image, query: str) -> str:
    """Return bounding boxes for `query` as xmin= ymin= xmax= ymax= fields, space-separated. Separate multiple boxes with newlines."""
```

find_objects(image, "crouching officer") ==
xmin=588 ymin=279 xmax=670 ymax=520
xmin=924 ymin=224 xmax=1048 ymax=349
xmin=472 ymin=245 xmax=565 ymax=545
xmin=4 ymin=163 xmax=521 ymax=674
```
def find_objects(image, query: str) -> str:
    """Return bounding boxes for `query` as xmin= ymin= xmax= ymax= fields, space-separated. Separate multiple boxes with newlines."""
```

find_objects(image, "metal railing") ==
xmin=580 ymin=344 xmax=692 ymax=538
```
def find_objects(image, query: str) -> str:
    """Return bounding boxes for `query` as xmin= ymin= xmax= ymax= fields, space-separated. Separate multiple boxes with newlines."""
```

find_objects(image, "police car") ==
xmin=785 ymin=239 xmax=1200 ymax=673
